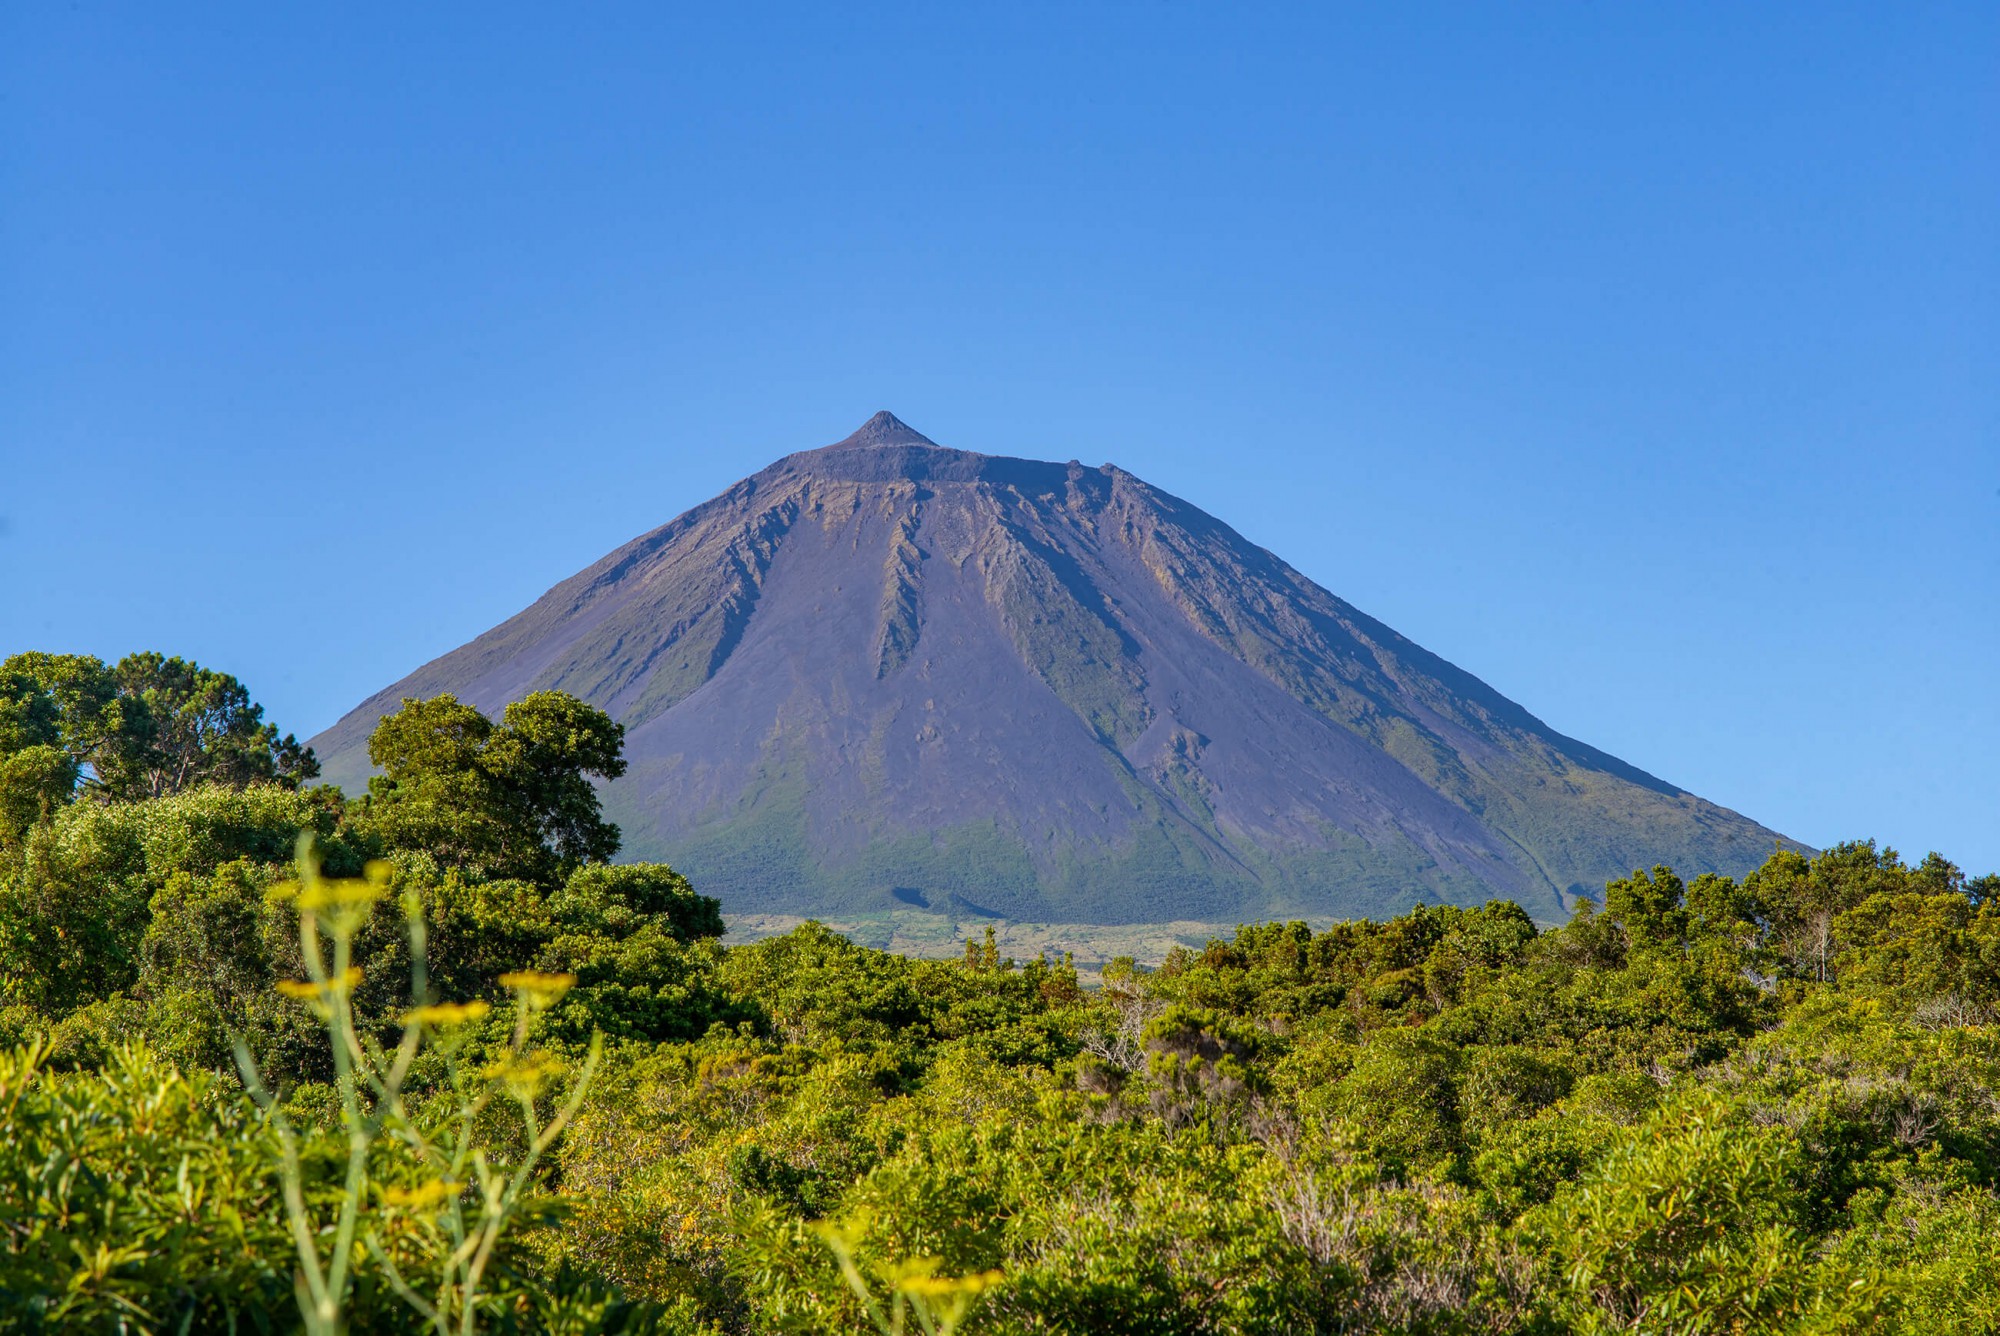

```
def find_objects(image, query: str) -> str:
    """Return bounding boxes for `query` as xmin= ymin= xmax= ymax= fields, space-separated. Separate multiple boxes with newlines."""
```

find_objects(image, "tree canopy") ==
xmin=0 ymin=651 xmax=319 ymax=851
xmin=359 ymin=690 xmax=627 ymax=884
xmin=1 ymin=647 xmax=1997 ymax=1334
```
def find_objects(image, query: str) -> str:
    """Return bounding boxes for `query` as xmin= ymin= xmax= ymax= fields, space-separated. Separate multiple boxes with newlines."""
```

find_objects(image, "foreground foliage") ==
xmin=2 ymin=656 xmax=1998 ymax=1333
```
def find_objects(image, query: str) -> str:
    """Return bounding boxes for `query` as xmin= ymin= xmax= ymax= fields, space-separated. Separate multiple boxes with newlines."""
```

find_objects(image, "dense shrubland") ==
xmin=2 ymin=650 xmax=1998 ymax=1333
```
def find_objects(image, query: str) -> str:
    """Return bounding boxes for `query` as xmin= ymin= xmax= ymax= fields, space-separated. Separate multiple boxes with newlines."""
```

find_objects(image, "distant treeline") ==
xmin=2 ymin=649 xmax=1997 ymax=1334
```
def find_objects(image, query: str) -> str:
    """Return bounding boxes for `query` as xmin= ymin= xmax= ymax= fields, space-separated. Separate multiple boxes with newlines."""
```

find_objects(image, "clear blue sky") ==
xmin=3 ymin=4 xmax=1994 ymax=874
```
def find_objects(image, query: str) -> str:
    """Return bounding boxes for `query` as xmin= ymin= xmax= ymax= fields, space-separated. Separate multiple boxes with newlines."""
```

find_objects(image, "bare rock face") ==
xmin=311 ymin=413 xmax=1794 ymax=923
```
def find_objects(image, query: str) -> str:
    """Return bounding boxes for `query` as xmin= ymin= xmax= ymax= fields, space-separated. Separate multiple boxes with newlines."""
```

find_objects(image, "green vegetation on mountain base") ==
xmin=617 ymin=767 xmax=1537 ymax=925
xmin=3 ymin=661 xmax=1998 ymax=1332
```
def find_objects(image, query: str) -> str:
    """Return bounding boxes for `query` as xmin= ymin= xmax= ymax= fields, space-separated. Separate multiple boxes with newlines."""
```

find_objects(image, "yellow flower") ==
xmin=483 ymin=1050 xmax=564 ymax=1098
xmin=275 ymin=967 xmax=363 ymax=1000
xmin=382 ymin=1179 xmax=459 ymax=1211
xmin=897 ymin=1268 xmax=1006 ymax=1298
xmin=402 ymin=1001 xmax=492 ymax=1028
xmin=812 ymin=1210 xmax=873 ymax=1252
xmin=295 ymin=877 xmax=388 ymax=913
xmin=497 ymin=970 xmax=576 ymax=1009
xmin=897 ymin=1275 xmax=960 ymax=1298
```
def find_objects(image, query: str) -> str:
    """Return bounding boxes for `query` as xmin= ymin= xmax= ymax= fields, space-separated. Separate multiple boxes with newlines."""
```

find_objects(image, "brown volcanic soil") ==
xmin=312 ymin=412 xmax=1795 ymax=924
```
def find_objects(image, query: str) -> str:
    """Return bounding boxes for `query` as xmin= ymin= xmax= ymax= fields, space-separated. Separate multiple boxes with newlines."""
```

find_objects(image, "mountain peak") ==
xmin=309 ymin=415 xmax=1797 ymax=925
xmin=836 ymin=410 xmax=937 ymax=448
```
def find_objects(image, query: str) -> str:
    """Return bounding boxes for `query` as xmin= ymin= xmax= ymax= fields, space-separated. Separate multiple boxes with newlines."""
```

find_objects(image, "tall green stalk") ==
xmin=234 ymin=836 xmax=600 ymax=1335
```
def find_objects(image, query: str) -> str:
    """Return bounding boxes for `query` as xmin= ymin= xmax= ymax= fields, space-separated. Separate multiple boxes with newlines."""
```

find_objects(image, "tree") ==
xmin=0 ymin=745 xmax=75 ymax=854
xmin=1601 ymin=866 xmax=1690 ymax=953
xmin=361 ymin=692 xmax=626 ymax=885
xmin=1533 ymin=1091 xmax=1873 ymax=1334
xmin=102 ymin=652 xmax=319 ymax=799
xmin=0 ymin=654 xmax=134 ymax=843
xmin=1744 ymin=842 xmax=1950 ymax=986
xmin=0 ymin=652 xmax=141 ymax=773
xmin=0 ymin=651 xmax=315 ymax=808
xmin=0 ymin=783 xmax=351 ymax=1019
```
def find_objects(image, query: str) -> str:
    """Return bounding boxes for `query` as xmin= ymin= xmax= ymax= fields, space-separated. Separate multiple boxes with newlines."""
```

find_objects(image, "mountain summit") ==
xmin=836 ymin=409 xmax=938 ymax=448
xmin=312 ymin=414 xmax=1793 ymax=923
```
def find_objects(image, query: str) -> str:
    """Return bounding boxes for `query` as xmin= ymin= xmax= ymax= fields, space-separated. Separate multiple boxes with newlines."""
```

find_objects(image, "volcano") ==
xmin=311 ymin=412 xmax=1793 ymax=923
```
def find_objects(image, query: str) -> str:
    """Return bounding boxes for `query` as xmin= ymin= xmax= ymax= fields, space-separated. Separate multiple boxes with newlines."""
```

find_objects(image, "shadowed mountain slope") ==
xmin=312 ymin=413 xmax=1795 ymax=923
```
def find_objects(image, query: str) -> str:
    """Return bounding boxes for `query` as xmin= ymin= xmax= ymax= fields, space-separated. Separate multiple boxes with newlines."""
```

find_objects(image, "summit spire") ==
xmin=835 ymin=410 xmax=937 ymax=448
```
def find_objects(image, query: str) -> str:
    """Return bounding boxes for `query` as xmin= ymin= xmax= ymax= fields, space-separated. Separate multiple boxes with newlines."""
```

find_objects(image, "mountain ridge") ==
xmin=312 ymin=413 xmax=1797 ymax=923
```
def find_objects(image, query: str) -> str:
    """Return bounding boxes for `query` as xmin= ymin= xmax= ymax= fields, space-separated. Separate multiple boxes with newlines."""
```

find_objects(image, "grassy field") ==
xmin=722 ymin=907 xmax=1334 ymax=977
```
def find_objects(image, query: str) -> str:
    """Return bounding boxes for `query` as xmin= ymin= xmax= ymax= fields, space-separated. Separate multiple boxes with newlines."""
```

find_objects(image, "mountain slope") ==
xmin=312 ymin=412 xmax=1794 ymax=923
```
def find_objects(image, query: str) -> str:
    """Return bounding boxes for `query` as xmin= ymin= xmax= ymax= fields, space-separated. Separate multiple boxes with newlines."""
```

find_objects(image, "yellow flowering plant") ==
xmin=233 ymin=836 xmax=602 ymax=1336
xmin=814 ymin=1209 xmax=1006 ymax=1336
